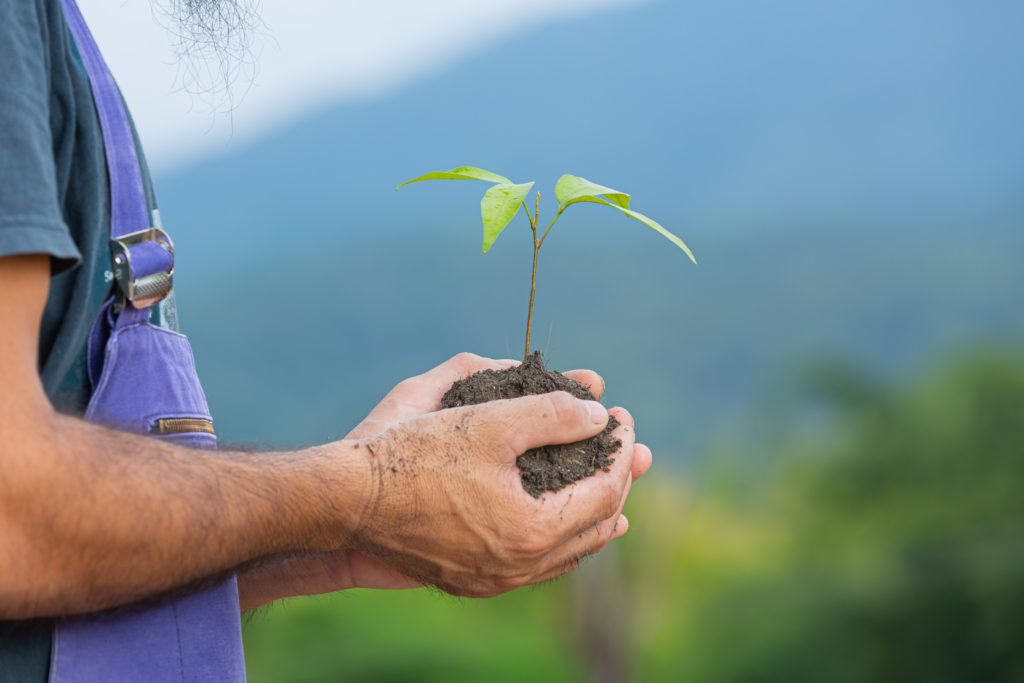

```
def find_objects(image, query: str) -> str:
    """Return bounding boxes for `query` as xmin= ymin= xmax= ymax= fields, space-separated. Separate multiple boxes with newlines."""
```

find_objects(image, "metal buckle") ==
xmin=111 ymin=228 xmax=174 ymax=312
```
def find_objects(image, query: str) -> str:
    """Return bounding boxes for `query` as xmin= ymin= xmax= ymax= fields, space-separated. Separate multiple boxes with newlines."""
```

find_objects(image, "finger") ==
xmin=421 ymin=352 xmax=509 ymax=387
xmin=563 ymin=369 xmax=605 ymax=400
xmin=609 ymin=406 xmax=633 ymax=428
xmin=534 ymin=480 xmax=632 ymax=585
xmin=606 ymin=408 xmax=649 ymax=480
xmin=614 ymin=514 xmax=629 ymax=538
xmin=463 ymin=391 xmax=609 ymax=462
xmin=562 ymin=463 xmax=632 ymax=542
xmin=632 ymin=443 xmax=653 ymax=480
xmin=535 ymin=415 xmax=634 ymax=542
xmin=564 ymin=469 xmax=631 ymax=545
xmin=409 ymin=353 xmax=515 ymax=409
xmin=533 ymin=515 xmax=630 ymax=586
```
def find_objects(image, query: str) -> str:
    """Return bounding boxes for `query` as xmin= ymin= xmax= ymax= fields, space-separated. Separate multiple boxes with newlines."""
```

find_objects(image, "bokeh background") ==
xmin=87 ymin=0 xmax=1024 ymax=680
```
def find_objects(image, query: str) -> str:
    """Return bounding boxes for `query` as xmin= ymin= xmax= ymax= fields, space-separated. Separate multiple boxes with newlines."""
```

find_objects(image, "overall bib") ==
xmin=49 ymin=1 xmax=246 ymax=680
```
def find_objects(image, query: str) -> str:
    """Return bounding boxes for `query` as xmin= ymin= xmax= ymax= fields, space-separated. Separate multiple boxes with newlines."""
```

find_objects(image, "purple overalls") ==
xmin=49 ymin=1 xmax=246 ymax=680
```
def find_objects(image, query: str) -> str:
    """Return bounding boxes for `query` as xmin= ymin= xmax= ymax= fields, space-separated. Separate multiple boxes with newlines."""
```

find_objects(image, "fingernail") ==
xmin=586 ymin=400 xmax=608 ymax=424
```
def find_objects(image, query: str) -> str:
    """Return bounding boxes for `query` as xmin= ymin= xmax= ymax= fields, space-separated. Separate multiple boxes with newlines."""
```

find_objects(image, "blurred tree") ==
xmin=625 ymin=349 xmax=1024 ymax=682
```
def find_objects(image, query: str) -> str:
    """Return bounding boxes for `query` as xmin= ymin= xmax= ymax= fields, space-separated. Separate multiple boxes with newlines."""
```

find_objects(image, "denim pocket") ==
xmin=85 ymin=318 xmax=216 ymax=451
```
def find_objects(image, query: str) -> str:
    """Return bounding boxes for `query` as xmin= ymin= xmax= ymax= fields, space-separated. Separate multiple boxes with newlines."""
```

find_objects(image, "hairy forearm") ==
xmin=0 ymin=402 xmax=369 ymax=619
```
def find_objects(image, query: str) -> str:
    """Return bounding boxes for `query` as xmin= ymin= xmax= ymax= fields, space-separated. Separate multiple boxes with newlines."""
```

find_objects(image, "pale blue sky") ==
xmin=79 ymin=0 xmax=644 ymax=171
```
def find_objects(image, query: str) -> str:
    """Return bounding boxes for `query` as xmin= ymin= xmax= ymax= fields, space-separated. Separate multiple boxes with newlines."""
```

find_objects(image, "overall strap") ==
xmin=62 ymin=0 xmax=174 ymax=324
xmin=60 ymin=0 xmax=148 ymax=240
xmin=52 ymin=6 xmax=245 ymax=682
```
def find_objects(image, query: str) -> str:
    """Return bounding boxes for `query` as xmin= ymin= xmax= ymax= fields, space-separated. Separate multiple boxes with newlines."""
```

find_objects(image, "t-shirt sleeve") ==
xmin=0 ymin=1 xmax=82 ymax=273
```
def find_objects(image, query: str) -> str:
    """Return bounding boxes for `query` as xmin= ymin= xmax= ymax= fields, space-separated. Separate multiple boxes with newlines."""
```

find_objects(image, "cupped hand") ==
xmin=353 ymin=390 xmax=637 ymax=598
xmin=236 ymin=352 xmax=650 ymax=610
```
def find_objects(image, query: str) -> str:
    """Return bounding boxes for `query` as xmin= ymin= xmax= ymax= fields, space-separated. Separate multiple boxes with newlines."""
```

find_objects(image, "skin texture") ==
xmin=0 ymin=253 xmax=653 ymax=617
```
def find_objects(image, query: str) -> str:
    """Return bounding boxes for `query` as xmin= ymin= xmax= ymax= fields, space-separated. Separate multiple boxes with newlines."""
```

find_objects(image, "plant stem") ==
xmin=525 ymin=238 xmax=539 ymax=361
xmin=524 ymin=191 xmax=541 ymax=361
xmin=539 ymin=213 xmax=559 ymax=246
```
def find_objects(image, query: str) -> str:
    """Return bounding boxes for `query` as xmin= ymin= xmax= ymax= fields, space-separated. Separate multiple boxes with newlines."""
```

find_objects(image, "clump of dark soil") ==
xmin=441 ymin=351 xmax=620 ymax=497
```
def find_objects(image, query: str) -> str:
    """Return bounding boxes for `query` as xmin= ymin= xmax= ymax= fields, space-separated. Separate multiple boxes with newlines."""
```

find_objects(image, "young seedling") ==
xmin=397 ymin=167 xmax=696 ymax=361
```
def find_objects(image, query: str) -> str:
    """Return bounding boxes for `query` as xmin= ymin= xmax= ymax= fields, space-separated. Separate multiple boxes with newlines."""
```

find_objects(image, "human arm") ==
xmin=1 ymin=254 xmax=641 ymax=617
xmin=0 ymin=254 xmax=375 ymax=618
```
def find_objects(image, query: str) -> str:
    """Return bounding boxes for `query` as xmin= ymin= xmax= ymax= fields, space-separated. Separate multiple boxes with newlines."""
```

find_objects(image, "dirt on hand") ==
xmin=441 ymin=351 xmax=621 ymax=497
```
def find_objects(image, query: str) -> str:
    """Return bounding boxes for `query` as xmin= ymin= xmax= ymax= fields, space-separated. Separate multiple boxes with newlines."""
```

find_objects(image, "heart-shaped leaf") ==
xmin=397 ymin=166 xmax=512 ymax=189
xmin=554 ymin=174 xmax=631 ymax=211
xmin=481 ymin=182 xmax=535 ymax=252
xmin=553 ymin=174 xmax=696 ymax=263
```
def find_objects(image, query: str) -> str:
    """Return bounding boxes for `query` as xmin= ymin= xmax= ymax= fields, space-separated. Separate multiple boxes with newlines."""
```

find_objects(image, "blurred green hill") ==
xmin=154 ymin=0 xmax=1024 ymax=458
xmin=170 ymin=220 xmax=1023 ymax=461
xmin=243 ymin=348 xmax=1024 ymax=682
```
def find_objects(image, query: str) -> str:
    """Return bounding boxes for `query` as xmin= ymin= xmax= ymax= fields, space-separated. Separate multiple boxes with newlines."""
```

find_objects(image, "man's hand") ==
xmin=237 ymin=353 xmax=653 ymax=609
xmin=354 ymin=391 xmax=636 ymax=597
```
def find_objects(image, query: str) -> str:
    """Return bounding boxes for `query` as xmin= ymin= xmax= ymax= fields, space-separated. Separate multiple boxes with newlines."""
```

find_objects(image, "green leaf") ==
xmin=563 ymin=194 xmax=698 ymax=264
xmin=480 ymin=182 xmax=534 ymax=252
xmin=554 ymin=174 xmax=631 ymax=210
xmin=396 ymin=166 xmax=512 ymax=189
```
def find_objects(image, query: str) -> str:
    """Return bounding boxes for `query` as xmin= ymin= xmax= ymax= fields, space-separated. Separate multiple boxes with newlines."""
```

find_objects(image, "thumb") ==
xmin=463 ymin=391 xmax=609 ymax=461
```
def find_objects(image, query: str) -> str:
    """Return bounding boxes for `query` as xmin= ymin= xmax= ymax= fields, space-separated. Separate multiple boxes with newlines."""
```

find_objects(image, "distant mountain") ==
xmin=153 ymin=0 xmax=1024 ymax=459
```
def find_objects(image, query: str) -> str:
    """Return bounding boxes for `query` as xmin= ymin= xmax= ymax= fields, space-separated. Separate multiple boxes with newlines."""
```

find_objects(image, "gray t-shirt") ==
xmin=0 ymin=0 xmax=160 ymax=678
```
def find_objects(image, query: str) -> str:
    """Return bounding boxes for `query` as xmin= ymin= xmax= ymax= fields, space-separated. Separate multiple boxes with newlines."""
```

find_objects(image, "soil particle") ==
xmin=441 ymin=351 xmax=620 ymax=497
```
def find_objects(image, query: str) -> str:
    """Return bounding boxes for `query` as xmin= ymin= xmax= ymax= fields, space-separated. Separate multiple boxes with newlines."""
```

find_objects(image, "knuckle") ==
xmin=494 ymin=572 xmax=526 ymax=592
xmin=504 ymin=524 xmax=550 ymax=558
xmin=486 ymin=561 xmax=528 ymax=591
xmin=511 ymin=534 xmax=550 ymax=560
xmin=541 ymin=391 xmax=578 ymax=426
xmin=451 ymin=351 xmax=480 ymax=367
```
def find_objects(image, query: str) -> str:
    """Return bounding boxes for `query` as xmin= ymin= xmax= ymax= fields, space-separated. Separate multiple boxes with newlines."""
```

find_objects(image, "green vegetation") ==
xmin=243 ymin=347 xmax=1024 ymax=682
xmin=624 ymin=349 xmax=1024 ymax=681
xmin=397 ymin=167 xmax=695 ymax=360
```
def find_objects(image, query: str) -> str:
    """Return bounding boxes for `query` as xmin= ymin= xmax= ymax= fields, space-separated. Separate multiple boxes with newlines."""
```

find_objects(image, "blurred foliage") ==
xmin=243 ymin=348 xmax=1024 ymax=682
